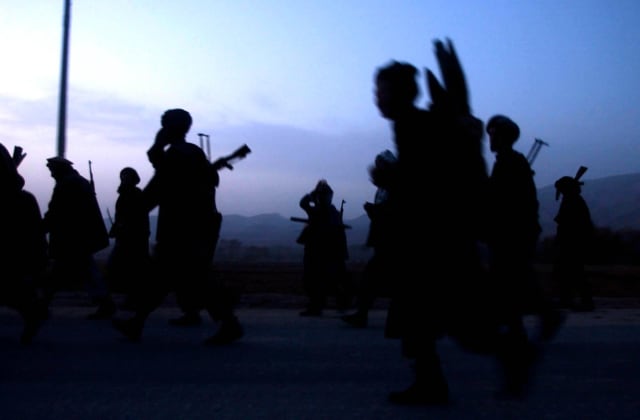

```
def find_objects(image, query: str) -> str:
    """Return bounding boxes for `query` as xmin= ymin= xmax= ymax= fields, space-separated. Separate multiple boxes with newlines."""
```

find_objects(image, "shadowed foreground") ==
xmin=1 ymin=297 xmax=639 ymax=419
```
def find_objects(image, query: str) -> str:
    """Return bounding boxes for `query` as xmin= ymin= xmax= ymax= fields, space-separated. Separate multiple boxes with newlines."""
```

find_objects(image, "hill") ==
xmin=124 ymin=212 xmax=372 ymax=263
xmin=213 ymin=172 xmax=640 ymax=247
xmin=142 ymin=212 xmax=370 ymax=249
xmin=96 ymin=172 xmax=639 ymax=263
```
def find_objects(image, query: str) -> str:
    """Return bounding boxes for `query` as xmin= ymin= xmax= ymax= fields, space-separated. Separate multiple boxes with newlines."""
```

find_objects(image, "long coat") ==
xmin=109 ymin=184 xmax=150 ymax=256
xmin=143 ymin=141 xmax=220 ymax=260
xmin=383 ymin=107 xmax=489 ymax=355
xmin=554 ymin=192 xmax=594 ymax=264
xmin=44 ymin=169 xmax=109 ymax=258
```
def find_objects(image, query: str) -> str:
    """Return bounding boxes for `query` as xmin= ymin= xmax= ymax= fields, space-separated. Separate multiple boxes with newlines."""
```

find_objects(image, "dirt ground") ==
xmin=29 ymin=261 xmax=640 ymax=329
xmin=213 ymin=262 xmax=640 ymax=298
xmin=50 ymin=260 xmax=640 ymax=312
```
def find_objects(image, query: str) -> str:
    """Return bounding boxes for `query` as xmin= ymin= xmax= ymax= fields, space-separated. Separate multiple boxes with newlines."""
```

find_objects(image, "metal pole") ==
xmin=56 ymin=0 xmax=72 ymax=158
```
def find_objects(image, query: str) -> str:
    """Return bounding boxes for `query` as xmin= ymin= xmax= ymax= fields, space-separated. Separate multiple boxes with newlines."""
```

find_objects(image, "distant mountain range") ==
xmin=140 ymin=172 xmax=640 ymax=248
xmin=219 ymin=213 xmax=371 ymax=248
xmin=145 ymin=212 xmax=370 ymax=249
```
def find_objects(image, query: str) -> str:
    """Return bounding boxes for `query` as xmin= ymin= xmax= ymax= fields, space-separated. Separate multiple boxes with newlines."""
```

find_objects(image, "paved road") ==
xmin=1 ymin=299 xmax=639 ymax=419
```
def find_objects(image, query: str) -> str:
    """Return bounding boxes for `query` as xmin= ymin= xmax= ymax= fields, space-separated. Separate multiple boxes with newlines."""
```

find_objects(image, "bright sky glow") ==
xmin=1 ymin=1 xmax=639 ymax=220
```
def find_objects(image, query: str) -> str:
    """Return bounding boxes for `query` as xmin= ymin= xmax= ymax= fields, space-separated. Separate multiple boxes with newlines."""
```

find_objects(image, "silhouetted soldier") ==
xmin=168 ymin=142 xmax=250 ymax=327
xmin=105 ymin=167 xmax=150 ymax=310
xmin=0 ymin=143 xmax=49 ymax=343
xmin=43 ymin=156 xmax=116 ymax=319
xmin=485 ymin=114 xmax=565 ymax=398
xmin=296 ymin=179 xmax=350 ymax=316
xmin=341 ymin=150 xmax=396 ymax=328
xmin=112 ymin=108 xmax=243 ymax=345
xmin=553 ymin=169 xmax=596 ymax=311
xmin=373 ymin=39 xmax=489 ymax=406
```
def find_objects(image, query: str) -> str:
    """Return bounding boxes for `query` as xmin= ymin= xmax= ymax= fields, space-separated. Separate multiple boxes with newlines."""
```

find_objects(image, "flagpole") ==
xmin=56 ymin=0 xmax=71 ymax=158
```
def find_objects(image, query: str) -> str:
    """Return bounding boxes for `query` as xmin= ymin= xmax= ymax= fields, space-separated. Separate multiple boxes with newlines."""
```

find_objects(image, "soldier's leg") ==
xmin=84 ymin=254 xmax=116 ymax=319
xmin=389 ymin=337 xmax=450 ymax=405
xmin=112 ymin=249 xmax=172 ymax=341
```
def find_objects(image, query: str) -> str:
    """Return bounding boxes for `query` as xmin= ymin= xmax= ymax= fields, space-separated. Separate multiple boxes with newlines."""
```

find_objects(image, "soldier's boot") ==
xmin=388 ymin=351 xmax=450 ymax=406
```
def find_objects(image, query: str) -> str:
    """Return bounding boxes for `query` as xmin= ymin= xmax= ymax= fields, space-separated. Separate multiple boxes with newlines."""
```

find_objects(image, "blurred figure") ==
xmin=106 ymin=167 xmax=150 ymax=310
xmin=553 ymin=169 xmax=596 ymax=311
xmin=373 ymin=39 xmax=489 ymax=406
xmin=485 ymin=114 xmax=565 ymax=398
xmin=341 ymin=150 xmax=396 ymax=328
xmin=112 ymin=108 xmax=243 ymax=345
xmin=43 ymin=156 xmax=115 ymax=320
xmin=296 ymin=179 xmax=350 ymax=316
xmin=0 ymin=143 xmax=49 ymax=343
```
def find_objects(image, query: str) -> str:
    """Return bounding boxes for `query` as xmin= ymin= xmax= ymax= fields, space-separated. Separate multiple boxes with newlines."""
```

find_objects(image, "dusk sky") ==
xmin=1 ymin=1 xmax=639 ymax=220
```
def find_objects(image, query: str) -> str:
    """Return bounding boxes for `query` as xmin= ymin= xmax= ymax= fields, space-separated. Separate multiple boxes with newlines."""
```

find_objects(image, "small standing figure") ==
xmin=341 ymin=150 xmax=396 ymax=328
xmin=43 ymin=156 xmax=115 ymax=319
xmin=106 ymin=167 xmax=150 ymax=310
xmin=0 ymin=143 xmax=49 ymax=343
xmin=296 ymin=179 xmax=350 ymax=316
xmin=553 ymin=167 xmax=596 ymax=312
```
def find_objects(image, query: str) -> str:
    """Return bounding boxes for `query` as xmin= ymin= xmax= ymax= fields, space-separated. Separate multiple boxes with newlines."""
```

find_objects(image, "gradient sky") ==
xmin=1 ymin=1 xmax=639 ymax=220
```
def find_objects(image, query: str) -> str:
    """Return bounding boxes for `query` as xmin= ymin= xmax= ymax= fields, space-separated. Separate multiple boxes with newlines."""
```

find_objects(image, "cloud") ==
xmin=1 ymin=91 xmax=387 ymax=220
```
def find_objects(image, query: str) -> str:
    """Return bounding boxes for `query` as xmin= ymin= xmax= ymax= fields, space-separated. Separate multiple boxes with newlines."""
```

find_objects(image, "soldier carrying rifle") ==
xmin=552 ymin=166 xmax=596 ymax=312
xmin=112 ymin=108 xmax=245 ymax=345
xmin=295 ymin=179 xmax=351 ymax=316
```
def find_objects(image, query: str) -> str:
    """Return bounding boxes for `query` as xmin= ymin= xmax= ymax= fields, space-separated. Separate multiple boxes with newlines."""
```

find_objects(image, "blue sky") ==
xmin=1 ymin=1 xmax=639 ymax=220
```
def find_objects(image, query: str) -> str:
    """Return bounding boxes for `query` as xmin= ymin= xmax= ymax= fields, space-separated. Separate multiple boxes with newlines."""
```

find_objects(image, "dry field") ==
xmin=65 ymin=259 xmax=639 ymax=310
xmin=213 ymin=262 xmax=640 ymax=309
xmin=213 ymin=262 xmax=640 ymax=293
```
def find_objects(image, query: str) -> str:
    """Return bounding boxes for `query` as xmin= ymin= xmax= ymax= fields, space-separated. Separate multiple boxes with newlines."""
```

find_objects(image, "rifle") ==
xmin=198 ymin=133 xmax=211 ymax=160
xmin=88 ymin=160 xmax=95 ymax=193
xmin=575 ymin=165 xmax=588 ymax=181
xmin=211 ymin=144 xmax=252 ymax=170
xmin=106 ymin=208 xmax=114 ymax=226
xmin=526 ymin=138 xmax=549 ymax=166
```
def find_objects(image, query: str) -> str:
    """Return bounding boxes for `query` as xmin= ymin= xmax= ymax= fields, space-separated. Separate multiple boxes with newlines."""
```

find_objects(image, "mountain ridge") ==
xmin=138 ymin=172 xmax=640 ymax=248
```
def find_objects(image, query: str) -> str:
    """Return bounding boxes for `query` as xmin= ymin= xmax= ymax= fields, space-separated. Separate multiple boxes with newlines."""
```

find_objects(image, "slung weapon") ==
xmin=88 ymin=160 xmax=96 ymax=193
xmin=575 ymin=165 xmax=588 ymax=181
xmin=526 ymin=138 xmax=549 ymax=165
xmin=212 ymin=144 xmax=252 ymax=170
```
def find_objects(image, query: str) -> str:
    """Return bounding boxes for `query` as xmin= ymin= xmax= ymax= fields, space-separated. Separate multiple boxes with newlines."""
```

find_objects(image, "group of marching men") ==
xmin=292 ymin=39 xmax=595 ymax=405
xmin=1 ymin=108 xmax=245 ymax=346
xmin=0 ymin=38 xmax=595 ymax=406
